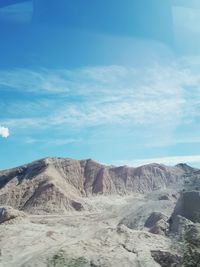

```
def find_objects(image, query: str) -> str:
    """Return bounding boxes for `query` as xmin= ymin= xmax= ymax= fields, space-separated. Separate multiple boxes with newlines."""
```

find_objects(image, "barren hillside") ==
xmin=0 ymin=157 xmax=187 ymax=213
xmin=0 ymin=158 xmax=200 ymax=266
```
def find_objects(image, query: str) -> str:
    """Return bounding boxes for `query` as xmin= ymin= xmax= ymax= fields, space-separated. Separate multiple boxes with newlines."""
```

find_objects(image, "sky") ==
xmin=1 ymin=0 xmax=200 ymax=169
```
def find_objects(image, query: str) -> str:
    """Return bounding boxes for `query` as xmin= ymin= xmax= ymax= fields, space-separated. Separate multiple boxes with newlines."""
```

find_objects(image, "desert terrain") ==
xmin=0 ymin=158 xmax=199 ymax=267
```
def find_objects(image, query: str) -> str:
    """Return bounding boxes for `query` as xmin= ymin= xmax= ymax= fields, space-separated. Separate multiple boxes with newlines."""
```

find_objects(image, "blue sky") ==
xmin=1 ymin=0 xmax=200 ymax=169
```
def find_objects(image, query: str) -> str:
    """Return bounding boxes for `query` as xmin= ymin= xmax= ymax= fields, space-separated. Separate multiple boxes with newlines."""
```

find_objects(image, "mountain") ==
xmin=175 ymin=163 xmax=198 ymax=174
xmin=0 ymin=157 xmax=200 ymax=267
xmin=0 ymin=157 xmax=193 ymax=214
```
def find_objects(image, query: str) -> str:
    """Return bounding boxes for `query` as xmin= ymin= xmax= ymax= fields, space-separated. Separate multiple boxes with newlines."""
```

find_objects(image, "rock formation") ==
xmin=0 ymin=206 xmax=27 ymax=224
xmin=0 ymin=157 xmax=188 ymax=214
xmin=0 ymin=158 xmax=199 ymax=267
xmin=151 ymin=250 xmax=182 ymax=267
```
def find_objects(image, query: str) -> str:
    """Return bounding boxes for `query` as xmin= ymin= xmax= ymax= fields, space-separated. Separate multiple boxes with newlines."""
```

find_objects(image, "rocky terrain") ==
xmin=0 ymin=157 xmax=185 ymax=214
xmin=0 ymin=157 xmax=199 ymax=267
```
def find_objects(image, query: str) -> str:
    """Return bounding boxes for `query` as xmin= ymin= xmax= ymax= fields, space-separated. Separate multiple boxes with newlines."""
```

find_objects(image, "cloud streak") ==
xmin=1 ymin=61 xmax=200 ymax=150
xmin=113 ymin=155 xmax=200 ymax=167
xmin=0 ymin=63 xmax=195 ymax=128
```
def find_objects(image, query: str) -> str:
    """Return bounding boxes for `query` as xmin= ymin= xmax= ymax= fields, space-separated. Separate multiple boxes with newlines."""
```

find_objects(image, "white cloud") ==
xmin=0 ymin=126 xmax=9 ymax=138
xmin=24 ymin=137 xmax=80 ymax=146
xmin=113 ymin=155 xmax=200 ymax=167
xmin=1 ymin=61 xmax=200 ymax=150
xmin=1 ymin=61 xmax=200 ymax=152
xmin=0 ymin=69 xmax=71 ymax=94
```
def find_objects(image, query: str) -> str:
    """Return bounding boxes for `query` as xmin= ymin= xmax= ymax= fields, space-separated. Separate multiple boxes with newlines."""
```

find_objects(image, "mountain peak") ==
xmin=0 ymin=157 xmax=195 ymax=214
xmin=175 ymin=163 xmax=196 ymax=173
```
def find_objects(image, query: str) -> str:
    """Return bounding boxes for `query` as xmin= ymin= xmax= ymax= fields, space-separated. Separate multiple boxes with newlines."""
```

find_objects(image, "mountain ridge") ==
xmin=0 ymin=157 xmax=196 ymax=214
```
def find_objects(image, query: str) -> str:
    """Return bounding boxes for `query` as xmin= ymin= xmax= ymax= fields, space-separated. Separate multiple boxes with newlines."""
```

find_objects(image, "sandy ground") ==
xmin=0 ymin=189 xmax=180 ymax=267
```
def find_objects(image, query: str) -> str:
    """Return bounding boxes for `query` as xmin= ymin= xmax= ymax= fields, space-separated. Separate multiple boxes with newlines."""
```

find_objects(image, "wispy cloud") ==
xmin=24 ymin=137 xmax=81 ymax=146
xmin=1 ymin=62 xmax=200 ymax=149
xmin=113 ymin=155 xmax=200 ymax=167
xmin=0 ymin=126 xmax=9 ymax=138
xmin=1 ymin=63 xmax=195 ymax=127
xmin=0 ymin=69 xmax=71 ymax=94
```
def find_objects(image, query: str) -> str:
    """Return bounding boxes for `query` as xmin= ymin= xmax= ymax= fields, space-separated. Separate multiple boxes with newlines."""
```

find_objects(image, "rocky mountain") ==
xmin=175 ymin=163 xmax=198 ymax=174
xmin=0 ymin=157 xmax=193 ymax=214
xmin=0 ymin=157 xmax=200 ymax=267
